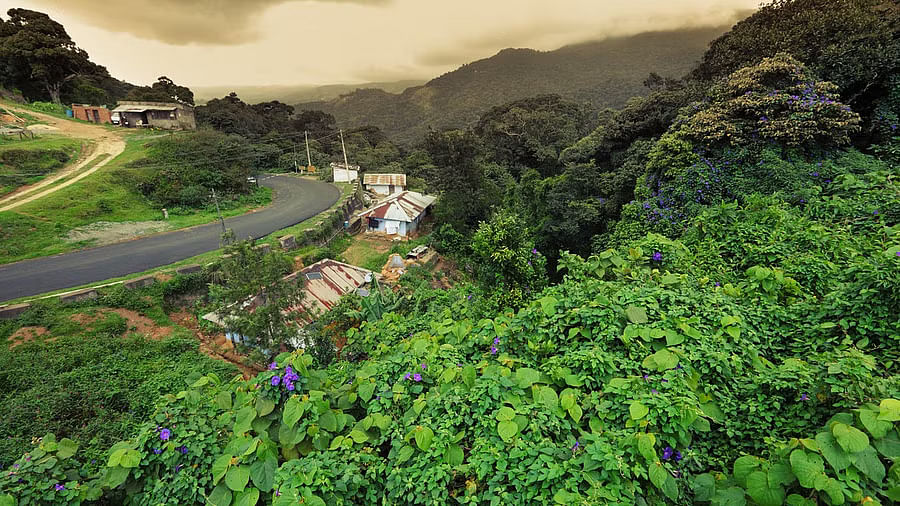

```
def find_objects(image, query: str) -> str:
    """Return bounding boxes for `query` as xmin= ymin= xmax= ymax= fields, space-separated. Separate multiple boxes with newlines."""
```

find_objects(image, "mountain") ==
xmin=192 ymin=80 xmax=426 ymax=106
xmin=297 ymin=27 xmax=729 ymax=143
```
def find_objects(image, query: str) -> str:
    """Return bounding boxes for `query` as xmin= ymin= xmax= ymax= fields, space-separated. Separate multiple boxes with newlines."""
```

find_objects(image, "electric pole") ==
xmin=340 ymin=129 xmax=349 ymax=169
xmin=305 ymin=130 xmax=312 ymax=171
xmin=211 ymin=188 xmax=227 ymax=239
xmin=293 ymin=143 xmax=299 ymax=173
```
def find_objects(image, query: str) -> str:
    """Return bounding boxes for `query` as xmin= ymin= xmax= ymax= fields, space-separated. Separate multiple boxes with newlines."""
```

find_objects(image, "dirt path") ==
xmin=0 ymin=105 xmax=126 ymax=212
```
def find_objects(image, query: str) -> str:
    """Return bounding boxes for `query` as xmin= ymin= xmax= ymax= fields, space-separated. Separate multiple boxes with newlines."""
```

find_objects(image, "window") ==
xmin=305 ymin=272 xmax=323 ymax=281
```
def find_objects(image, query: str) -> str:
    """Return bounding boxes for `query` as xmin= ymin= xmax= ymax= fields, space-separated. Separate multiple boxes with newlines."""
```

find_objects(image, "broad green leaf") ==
xmin=636 ymin=433 xmax=656 ymax=461
xmin=207 ymin=483 xmax=232 ymax=506
xmin=358 ymin=381 xmax=376 ymax=402
xmin=873 ymin=429 xmax=900 ymax=458
xmin=818 ymin=477 xmax=844 ymax=505
xmin=119 ymin=449 xmax=140 ymax=468
xmin=233 ymin=406 xmax=256 ymax=435
xmin=56 ymin=438 xmax=78 ymax=460
xmin=216 ymin=391 xmax=233 ymax=411
xmin=349 ymin=429 xmax=369 ymax=444
xmin=553 ymin=490 xmax=578 ymax=504
xmin=851 ymin=446 xmax=885 ymax=482
xmin=649 ymin=462 xmax=678 ymax=500
xmin=733 ymin=456 xmax=760 ymax=487
xmin=104 ymin=466 xmax=129 ymax=489
xmin=625 ymin=305 xmax=648 ymax=324
xmin=461 ymin=365 xmax=476 ymax=389
xmin=444 ymin=444 xmax=464 ymax=466
xmin=815 ymin=432 xmax=850 ymax=471
xmin=212 ymin=454 xmax=231 ymax=484
xmin=629 ymin=401 xmax=649 ymax=420
xmin=234 ymin=488 xmax=260 ymax=506
xmin=497 ymin=420 xmax=518 ymax=442
xmin=568 ymin=404 xmax=583 ymax=422
xmin=249 ymin=456 xmax=276 ymax=492
xmin=415 ymin=426 xmax=434 ymax=451
xmin=254 ymin=397 xmax=274 ymax=417
xmin=225 ymin=465 xmax=250 ymax=492
xmin=832 ymin=422 xmax=869 ymax=453
xmin=495 ymin=406 xmax=515 ymax=422
xmin=642 ymin=348 xmax=679 ymax=371
xmin=789 ymin=450 xmax=824 ymax=488
xmin=785 ymin=495 xmax=816 ymax=506
xmin=514 ymin=368 xmax=541 ymax=388
xmin=318 ymin=411 xmax=337 ymax=432
xmin=665 ymin=332 xmax=684 ymax=346
xmin=396 ymin=445 xmax=414 ymax=464
xmin=327 ymin=436 xmax=344 ymax=450
xmin=278 ymin=423 xmax=302 ymax=447
xmin=859 ymin=409 xmax=892 ymax=439
xmin=692 ymin=473 xmax=715 ymax=502
xmin=192 ymin=376 xmax=209 ymax=388
xmin=107 ymin=448 xmax=126 ymax=467
xmin=745 ymin=471 xmax=785 ymax=506
xmin=539 ymin=296 xmax=558 ymax=316
xmin=539 ymin=386 xmax=559 ymax=411
xmin=712 ymin=487 xmax=746 ymax=506
xmin=273 ymin=488 xmax=299 ymax=506
xmin=878 ymin=399 xmax=900 ymax=421
xmin=282 ymin=397 xmax=304 ymax=429
xmin=0 ymin=495 xmax=15 ymax=506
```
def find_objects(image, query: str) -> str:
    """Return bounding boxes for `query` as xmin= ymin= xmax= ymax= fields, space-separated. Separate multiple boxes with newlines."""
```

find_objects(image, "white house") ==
xmin=363 ymin=173 xmax=406 ymax=195
xmin=331 ymin=162 xmax=359 ymax=183
xmin=357 ymin=191 xmax=436 ymax=237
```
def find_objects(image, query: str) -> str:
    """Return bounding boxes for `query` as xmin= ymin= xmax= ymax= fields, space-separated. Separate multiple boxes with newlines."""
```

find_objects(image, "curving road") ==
xmin=0 ymin=176 xmax=340 ymax=302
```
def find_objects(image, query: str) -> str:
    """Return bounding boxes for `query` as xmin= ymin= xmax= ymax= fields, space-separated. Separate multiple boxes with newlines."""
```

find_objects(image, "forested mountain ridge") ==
xmin=299 ymin=26 xmax=729 ymax=143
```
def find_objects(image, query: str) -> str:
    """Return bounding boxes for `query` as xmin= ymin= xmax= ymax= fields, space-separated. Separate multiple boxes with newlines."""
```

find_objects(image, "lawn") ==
xmin=0 ymin=135 xmax=84 ymax=195
xmin=0 ymin=132 xmax=273 ymax=264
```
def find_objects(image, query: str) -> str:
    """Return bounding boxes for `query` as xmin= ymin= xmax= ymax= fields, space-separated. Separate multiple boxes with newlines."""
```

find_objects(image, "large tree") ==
xmin=0 ymin=8 xmax=95 ymax=103
xmin=125 ymin=76 xmax=194 ymax=105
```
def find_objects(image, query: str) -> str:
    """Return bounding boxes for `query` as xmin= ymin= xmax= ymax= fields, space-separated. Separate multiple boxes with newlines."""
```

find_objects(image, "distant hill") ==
xmin=298 ymin=27 xmax=729 ymax=143
xmin=193 ymin=80 xmax=426 ymax=106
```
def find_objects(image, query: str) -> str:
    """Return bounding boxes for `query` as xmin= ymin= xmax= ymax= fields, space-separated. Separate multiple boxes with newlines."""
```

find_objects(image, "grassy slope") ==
xmin=0 ymin=136 xmax=84 ymax=195
xmin=0 ymin=132 xmax=272 ymax=264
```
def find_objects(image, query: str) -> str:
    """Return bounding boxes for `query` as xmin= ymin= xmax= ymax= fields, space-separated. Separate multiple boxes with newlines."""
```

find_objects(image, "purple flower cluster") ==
xmin=54 ymin=483 xmax=65 ymax=491
xmin=402 ymin=371 xmax=423 ymax=382
xmin=491 ymin=337 xmax=500 ymax=355
xmin=272 ymin=366 xmax=300 ymax=392
xmin=159 ymin=428 xmax=171 ymax=442
xmin=652 ymin=252 xmax=663 ymax=262
xmin=662 ymin=446 xmax=682 ymax=462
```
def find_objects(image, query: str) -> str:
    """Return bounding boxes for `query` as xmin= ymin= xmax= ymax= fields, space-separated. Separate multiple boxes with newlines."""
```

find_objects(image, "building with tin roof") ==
xmin=357 ymin=191 xmax=436 ymax=237
xmin=363 ymin=173 xmax=406 ymax=195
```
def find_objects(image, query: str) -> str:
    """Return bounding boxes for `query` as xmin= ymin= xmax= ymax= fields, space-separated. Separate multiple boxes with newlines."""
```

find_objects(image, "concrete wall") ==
xmin=366 ymin=184 xmax=405 ymax=195
xmin=71 ymin=104 xmax=112 ymax=124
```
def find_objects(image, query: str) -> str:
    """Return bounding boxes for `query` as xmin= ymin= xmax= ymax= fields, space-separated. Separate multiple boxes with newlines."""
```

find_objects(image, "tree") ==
xmin=195 ymin=92 xmax=268 ymax=137
xmin=126 ymin=76 xmax=194 ymax=105
xmin=471 ymin=210 xmax=547 ymax=308
xmin=0 ymin=8 xmax=94 ymax=103
xmin=209 ymin=239 xmax=307 ymax=363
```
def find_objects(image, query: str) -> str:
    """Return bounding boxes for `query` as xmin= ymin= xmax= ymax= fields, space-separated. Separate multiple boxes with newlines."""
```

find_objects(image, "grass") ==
xmin=0 ymin=136 xmax=84 ymax=195
xmin=0 ymin=277 xmax=238 ymax=468
xmin=0 ymin=132 xmax=275 ymax=264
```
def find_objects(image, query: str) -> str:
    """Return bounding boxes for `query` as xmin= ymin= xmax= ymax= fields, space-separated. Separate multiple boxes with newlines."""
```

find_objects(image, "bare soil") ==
xmin=169 ymin=309 xmax=262 ymax=379
xmin=70 ymin=309 xmax=173 ymax=340
xmin=8 ymin=326 xmax=49 ymax=348
xmin=66 ymin=221 xmax=172 ymax=246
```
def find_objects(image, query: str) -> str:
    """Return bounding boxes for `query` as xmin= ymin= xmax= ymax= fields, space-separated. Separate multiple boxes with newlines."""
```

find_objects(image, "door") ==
xmin=92 ymin=110 xmax=100 ymax=123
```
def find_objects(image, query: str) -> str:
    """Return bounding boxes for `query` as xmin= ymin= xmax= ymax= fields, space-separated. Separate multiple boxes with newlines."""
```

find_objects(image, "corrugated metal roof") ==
xmin=363 ymin=173 xmax=406 ymax=187
xmin=111 ymin=104 xmax=177 ymax=113
xmin=358 ymin=191 xmax=436 ymax=223
xmin=293 ymin=259 xmax=373 ymax=322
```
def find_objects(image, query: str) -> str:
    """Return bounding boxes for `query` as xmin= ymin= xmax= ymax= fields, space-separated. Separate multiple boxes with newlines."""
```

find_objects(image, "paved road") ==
xmin=0 ymin=176 xmax=340 ymax=302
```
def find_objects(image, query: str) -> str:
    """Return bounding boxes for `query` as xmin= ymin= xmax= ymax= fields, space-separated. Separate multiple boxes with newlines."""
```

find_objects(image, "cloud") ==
xmin=26 ymin=0 xmax=390 ymax=45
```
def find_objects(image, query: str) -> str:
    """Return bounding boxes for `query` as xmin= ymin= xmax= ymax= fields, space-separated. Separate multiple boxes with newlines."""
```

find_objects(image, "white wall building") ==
xmin=363 ymin=173 xmax=407 ymax=195
xmin=357 ymin=191 xmax=437 ymax=237
xmin=331 ymin=162 xmax=359 ymax=183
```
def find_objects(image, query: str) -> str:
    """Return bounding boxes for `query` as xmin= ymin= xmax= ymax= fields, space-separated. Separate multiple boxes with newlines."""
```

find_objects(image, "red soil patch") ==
xmin=70 ymin=309 xmax=173 ymax=340
xmin=8 ymin=326 xmax=49 ymax=349
xmin=169 ymin=309 xmax=262 ymax=379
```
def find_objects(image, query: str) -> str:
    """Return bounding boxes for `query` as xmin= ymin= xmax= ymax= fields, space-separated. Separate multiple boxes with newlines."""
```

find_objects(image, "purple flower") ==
xmin=873 ymin=210 xmax=879 ymax=216
xmin=180 ymin=446 xmax=189 ymax=455
xmin=675 ymin=451 xmax=682 ymax=462
xmin=493 ymin=337 xmax=500 ymax=345
xmin=421 ymin=363 xmax=427 ymax=370
xmin=276 ymin=489 xmax=281 ymax=497
xmin=153 ymin=448 xmax=162 ymax=455
xmin=467 ymin=294 xmax=472 ymax=300
xmin=55 ymin=483 xmax=65 ymax=491
xmin=160 ymin=429 xmax=171 ymax=441
xmin=403 ymin=373 xmax=411 ymax=381
xmin=800 ymin=393 xmax=809 ymax=401
xmin=572 ymin=441 xmax=580 ymax=451
xmin=532 ymin=248 xmax=538 ymax=255
xmin=661 ymin=379 xmax=668 ymax=383
xmin=714 ymin=282 xmax=721 ymax=287
xmin=643 ymin=374 xmax=649 ymax=381
xmin=490 ymin=346 xmax=498 ymax=355
xmin=896 ymin=251 xmax=900 ymax=257
xmin=662 ymin=447 xmax=674 ymax=460
xmin=174 ymin=464 xmax=183 ymax=472
xmin=285 ymin=366 xmax=294 ymax=377
xmin=286 ymin=381 xmax=295 ymax=391
xmin=271 ymin=376 xmax=281 ymax=387
xmin=268 ymin=362 xmax=277 ymax=370
xmin=652 ymin=252 xmax=663 ymax=262
xmin=456 ymin=363 xmax=463 ymax=367
xmin=651 ymin=389 xmax=658 ymax=394
xmin=413 ymin=373 xmax=422 ymax=382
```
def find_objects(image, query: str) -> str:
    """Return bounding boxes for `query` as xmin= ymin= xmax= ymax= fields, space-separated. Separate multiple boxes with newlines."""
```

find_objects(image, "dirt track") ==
xmin=0 ymin=105 xmax=126 ymax=212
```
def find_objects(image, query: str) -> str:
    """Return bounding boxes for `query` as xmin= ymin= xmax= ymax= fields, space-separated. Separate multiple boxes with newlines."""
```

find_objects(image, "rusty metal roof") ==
xmin=293 ymin=259 xmax=373 ymax=321
xmin=363 ymin=173 xmax=406 ymax=187
xmin=357 ymin=191 xmax=436 ymax=223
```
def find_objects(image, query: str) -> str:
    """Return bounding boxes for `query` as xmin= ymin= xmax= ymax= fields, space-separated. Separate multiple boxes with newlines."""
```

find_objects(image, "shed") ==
xmin=71 ymin=104 xmax=112 ymax=124
xmin=363 ymin=173 xmax=407 ymax=195
xmin=357 ymin=191 xmax=437 ymax=236
xmin=111 ymin=101 xmax=195 ymax=130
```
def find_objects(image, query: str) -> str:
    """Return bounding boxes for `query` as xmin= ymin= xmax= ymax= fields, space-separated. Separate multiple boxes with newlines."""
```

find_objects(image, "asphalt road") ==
xmin=0 ymin=175 xmax=341 ymax=302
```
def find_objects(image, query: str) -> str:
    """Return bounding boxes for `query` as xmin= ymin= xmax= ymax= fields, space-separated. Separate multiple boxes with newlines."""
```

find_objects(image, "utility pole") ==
xmin=340 ymin=129 xmax=349 ymax=169
xmin=304 ymin=130 xmax=312 ymax=170
xmin=211 ymin=188 xmax=227 ymax=239
xmin=292 ymin=143 xmax=299 ymax=173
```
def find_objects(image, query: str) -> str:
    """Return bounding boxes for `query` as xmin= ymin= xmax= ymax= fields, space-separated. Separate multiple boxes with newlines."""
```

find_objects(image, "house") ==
xmin=363 ymin=173 xmax=406 ymax=195
xmin=357 ymin=191 xmax=437 ymax=237
xmin=201 ymin=259 xmax=374 ymax=350
xmin=331 ymin=162 xmax=359 ymax=183
xmin=71 ymin=104 xmax=111 ymax=124
xmin=110 ymin=101 xmax=196 ymax=130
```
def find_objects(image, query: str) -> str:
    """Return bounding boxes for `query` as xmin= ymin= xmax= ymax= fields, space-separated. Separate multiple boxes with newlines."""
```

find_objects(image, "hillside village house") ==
xmin=111 ymin=101 xmax=196 ymax=130
xmin=363 ymin=173 xmax=406 ymax=195
xmin=331 ymin=162 xmax=359 ymax=183
xmin=358 ymin=190 xmax=436 ymax=237
xmin=71 ymin=104 xmax=112 ymax=124
xmin=202 ymin=259 xmax=375 ymax=350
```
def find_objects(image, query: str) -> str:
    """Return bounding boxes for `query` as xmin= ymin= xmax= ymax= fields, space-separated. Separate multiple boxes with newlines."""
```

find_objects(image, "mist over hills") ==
xmin=295 ymin=26 xmax=730 ymax=143
xmin=192 ymin=80 xmax=426 ymax=106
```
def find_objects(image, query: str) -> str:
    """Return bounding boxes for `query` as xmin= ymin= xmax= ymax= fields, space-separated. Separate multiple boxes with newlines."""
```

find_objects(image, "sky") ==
xmin=1 ymin=0 xmax=760 ymax=87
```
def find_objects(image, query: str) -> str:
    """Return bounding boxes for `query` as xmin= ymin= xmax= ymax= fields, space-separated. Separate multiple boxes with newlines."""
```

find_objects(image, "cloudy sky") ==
xmin=2 ymin=0 xmax=759 ymax=87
